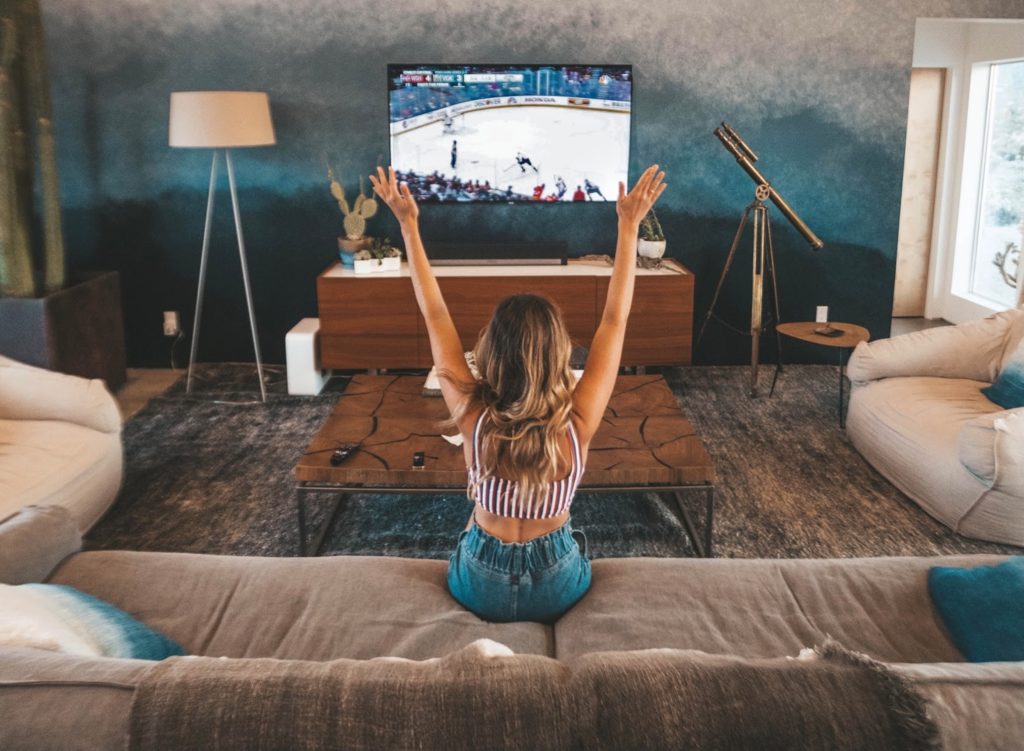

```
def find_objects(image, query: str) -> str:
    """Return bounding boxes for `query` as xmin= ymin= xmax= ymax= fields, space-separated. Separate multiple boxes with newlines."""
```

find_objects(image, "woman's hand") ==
xmin=616 ymin=164 xmax=666 ymax=228
xmin=369 ymin=166 xmax=420 ymax=228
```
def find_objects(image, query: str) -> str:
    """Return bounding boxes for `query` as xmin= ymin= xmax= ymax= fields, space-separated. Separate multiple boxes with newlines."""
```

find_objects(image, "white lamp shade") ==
xmin=169 ymin=91 xmax=276 ymax=148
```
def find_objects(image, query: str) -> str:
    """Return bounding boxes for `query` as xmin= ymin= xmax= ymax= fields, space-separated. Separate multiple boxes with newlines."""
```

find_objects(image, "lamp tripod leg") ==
xmin=187 ymin=152 xmax=219 ymax=395
xmin=225 ymin=149 xmax=267 ymax=403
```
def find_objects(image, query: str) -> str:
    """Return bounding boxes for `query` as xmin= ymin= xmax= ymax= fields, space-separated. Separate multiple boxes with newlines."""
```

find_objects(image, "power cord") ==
xmin=169 ymin=330 xmax=187 ymax=370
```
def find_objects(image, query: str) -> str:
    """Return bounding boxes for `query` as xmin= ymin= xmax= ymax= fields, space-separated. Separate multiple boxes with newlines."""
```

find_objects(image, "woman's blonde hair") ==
xmin=445 ymin=293 xmax=576 ymax=507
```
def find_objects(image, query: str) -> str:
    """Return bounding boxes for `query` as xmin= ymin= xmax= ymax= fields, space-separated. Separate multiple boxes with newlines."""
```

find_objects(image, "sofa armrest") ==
xmin=0 ymin=506 xmax=82 ymax=584
xmin=847 ymin=311 xmax=1017 ymax=385
xmin=959 ymin=408 xmax=1024 ymax=496
xmin=0 ymin=357 xmax=121 ymax=434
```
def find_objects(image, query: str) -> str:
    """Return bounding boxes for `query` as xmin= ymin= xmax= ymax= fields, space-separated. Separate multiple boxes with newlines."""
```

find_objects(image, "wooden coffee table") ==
xmin=295 ymin=374 xmax=716 ymax=557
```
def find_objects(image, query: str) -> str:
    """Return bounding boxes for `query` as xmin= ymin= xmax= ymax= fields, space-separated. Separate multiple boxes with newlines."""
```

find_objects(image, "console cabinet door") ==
xmin=317 ymin=275 xmax=423 ymax=368
xmin=597 ymin=274 xmax=693 ymax=365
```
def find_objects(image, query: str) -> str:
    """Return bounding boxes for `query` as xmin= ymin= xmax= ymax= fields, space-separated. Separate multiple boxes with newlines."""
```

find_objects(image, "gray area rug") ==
xmin=85 ymin=364 xmax=1021 ymax=559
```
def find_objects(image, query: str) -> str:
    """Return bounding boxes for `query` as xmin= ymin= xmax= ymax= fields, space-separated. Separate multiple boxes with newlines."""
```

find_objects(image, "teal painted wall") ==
xmin=43 ymin=1 xmax=1023 ymax=365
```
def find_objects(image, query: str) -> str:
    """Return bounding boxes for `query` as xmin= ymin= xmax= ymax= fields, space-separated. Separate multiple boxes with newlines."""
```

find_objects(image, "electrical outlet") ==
xmin=815 ymin=306 xmax=829 ymax=323
xmin=163 ymin=310 xmax=181 ymax=337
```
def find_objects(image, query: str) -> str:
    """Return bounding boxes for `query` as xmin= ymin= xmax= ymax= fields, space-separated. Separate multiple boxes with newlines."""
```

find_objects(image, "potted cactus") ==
xmin=328 ymin=166 xmax=379 ymax=267
xmin=0 ymin=0 xmax=125 ymax=387
xmin=638 ymin=208 xmax=666 ymax=259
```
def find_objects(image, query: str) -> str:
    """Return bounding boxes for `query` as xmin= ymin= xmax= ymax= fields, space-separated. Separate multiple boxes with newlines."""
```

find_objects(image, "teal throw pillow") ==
xmin=928 ymin=557 xmax=1024 ymax=662
xmin=982 ymin=341 xmax=1024 ymax=409
xmin=0 ymin=583 xmax=186 ymax=660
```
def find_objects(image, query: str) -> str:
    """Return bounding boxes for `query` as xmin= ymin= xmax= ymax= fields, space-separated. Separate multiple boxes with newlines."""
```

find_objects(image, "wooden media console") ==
xmin=316 ymin=259 xmax=694 ymax=369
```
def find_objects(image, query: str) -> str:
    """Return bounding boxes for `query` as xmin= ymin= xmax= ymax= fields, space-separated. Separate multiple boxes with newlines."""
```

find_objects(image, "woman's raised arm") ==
xmin=369 ymin=167 xmax=475 ymax=425
xmin=572 ymin=165 xmax=667 ymax=444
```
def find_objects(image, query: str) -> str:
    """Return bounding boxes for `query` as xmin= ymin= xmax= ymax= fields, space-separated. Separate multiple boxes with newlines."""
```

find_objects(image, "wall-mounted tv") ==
xmin=388 ymin=64 xmax=631 ymax=203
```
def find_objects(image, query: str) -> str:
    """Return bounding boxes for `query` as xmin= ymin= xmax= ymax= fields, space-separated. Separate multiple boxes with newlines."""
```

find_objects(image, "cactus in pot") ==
xmin=328 ymin=166 xmax=378 ymax=255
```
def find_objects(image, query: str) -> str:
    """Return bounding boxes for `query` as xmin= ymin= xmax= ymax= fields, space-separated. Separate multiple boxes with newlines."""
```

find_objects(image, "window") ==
xmin=970 ymin=60 xmax=1023 ymax=307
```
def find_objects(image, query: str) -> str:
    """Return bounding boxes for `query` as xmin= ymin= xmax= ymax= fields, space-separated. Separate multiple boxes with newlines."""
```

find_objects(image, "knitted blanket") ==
xmin=130 ymin=639 xmax=938 ymax=751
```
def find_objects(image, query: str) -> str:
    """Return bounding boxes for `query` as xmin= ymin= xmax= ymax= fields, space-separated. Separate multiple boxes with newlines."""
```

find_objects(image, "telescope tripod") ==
xmin=697 ymin=184 xmax=784 ymax=397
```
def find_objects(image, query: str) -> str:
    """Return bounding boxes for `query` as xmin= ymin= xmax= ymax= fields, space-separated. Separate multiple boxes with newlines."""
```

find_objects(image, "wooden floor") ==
xmin=115 ymin=369 xmax=180 ymax=421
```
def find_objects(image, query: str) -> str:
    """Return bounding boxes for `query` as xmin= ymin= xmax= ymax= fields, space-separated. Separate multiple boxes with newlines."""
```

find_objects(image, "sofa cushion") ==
xmin=847 ymin=309 xmax=1021 ymax=385
xmin=0 ymin=646 xmax=152 ymax=751
xmin=928 ymin=558 xmax=1024 ymax=662
xmin=130 ymin=639 xmax=575 ymax=751
xmin=0 ymin=583 xmax=185 ymax=660
xmin=846 ymin=376 xmax=1002 ymax=527
xmin=0 ymin=505 xmax=80 ymax=585
xmin=553 ymin=556 xmax=1007 ymax=663
xmin=0 ymin=418 xmax=123 ymax=531
xmin=50 ymin=551 xmax=554 ymax=660
xmin=0 ymin=360 xmax=121 ymax=433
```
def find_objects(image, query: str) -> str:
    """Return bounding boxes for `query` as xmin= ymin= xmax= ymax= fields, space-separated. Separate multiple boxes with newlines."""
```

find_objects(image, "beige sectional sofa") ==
xmin=2 ymin=506 xmax=1022 ymax=750
xmin=847 ymin=308 xmax=1024 ymax=546
xmin=0 ymin=355 xmax=122 ymax=531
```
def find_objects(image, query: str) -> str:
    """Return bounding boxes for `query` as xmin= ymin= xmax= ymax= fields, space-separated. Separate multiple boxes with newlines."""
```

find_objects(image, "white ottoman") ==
xmin=286 ymin=318 xmax=331 ymax=395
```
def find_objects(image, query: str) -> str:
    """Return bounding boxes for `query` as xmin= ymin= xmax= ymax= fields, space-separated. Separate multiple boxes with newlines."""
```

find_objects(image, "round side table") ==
xmin=775 ymin=322 xmax=870 ymax=428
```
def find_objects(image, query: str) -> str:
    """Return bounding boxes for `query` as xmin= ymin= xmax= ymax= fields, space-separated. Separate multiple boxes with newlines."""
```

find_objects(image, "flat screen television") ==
xmin=388 ymin=64 xmax=632 ymax=203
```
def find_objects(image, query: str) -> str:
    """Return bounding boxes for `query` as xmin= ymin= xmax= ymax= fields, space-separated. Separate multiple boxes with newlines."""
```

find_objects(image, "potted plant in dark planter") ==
xmin=638 ymin=207 xmax=666 ymax=259
xmin=0 ymin=0 xmax=126 ymax=388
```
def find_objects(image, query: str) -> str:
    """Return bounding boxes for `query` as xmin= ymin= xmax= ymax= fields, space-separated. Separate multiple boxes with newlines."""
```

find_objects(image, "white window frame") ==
xmin=915 ymin=19 xmax=1024 ymax=323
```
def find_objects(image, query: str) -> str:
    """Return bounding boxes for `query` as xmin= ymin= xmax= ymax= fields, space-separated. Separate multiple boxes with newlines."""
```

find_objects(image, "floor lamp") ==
xmin=169 ymin=91 xmax=276 ymax=402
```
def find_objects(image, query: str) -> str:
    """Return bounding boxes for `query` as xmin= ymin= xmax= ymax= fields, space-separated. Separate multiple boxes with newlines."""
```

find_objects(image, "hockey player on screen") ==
xmin=532 ymin=183 xmax=545 ymax=200
xmin=572 ymin=185 xmax=586 ymax=201
xmin=516 ymin=152 xmax=539 ymax=174
xmin=554 ymin=175 xmax=567 ymax=200
xmin=451 ymin=140 xmax=458 ymax=170
xmin=584 ymin=178 xmax=607 ymax=201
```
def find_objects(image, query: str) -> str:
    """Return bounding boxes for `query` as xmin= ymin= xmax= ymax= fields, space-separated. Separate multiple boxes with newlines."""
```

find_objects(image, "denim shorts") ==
xmin=447 ymin=519 xmax=592 ymax=623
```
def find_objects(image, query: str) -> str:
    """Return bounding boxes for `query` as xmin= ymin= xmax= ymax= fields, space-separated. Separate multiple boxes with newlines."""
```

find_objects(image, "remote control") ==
xmin=330 ymin=444 xmax=360 ymax=466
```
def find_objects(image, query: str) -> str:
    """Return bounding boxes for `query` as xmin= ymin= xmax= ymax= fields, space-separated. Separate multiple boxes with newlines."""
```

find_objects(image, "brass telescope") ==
xmin=713 ymin=123 xmax=824 ymax=250
xmin=700 ymin=122 xmax=825 ymax=396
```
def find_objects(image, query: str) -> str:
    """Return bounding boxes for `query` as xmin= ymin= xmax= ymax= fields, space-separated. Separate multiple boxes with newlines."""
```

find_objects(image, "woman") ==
xmin=369 ymin=164 xmax=667 ymax=622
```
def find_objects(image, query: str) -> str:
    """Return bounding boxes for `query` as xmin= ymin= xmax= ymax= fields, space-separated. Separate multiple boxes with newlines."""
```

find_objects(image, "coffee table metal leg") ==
xmin=670 ymin=489 xmax=713 ymax=559
xmin=296 ymin=485 xmax=349 ymax=557
xmin=297 ymin=487 xmax=308 ymax=556
xmin=309 ymin=494 xmax=347 ymax=557
xmin=703 ymin=486 xmax=715 ymax=559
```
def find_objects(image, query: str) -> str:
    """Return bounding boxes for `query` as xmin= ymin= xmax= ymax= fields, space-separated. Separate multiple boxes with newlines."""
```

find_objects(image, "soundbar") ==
xmin=427 ymin=240 xmax=567 ymax=266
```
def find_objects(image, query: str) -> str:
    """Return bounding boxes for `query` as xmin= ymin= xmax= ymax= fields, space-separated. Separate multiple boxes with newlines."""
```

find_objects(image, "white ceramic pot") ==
xmin=354 ymin=255 xmax=401 ymax=274
xmin=638 ymin=239 xmax=666 ymax=259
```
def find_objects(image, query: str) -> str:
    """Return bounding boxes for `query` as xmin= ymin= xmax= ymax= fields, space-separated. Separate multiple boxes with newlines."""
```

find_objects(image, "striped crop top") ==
xmin=467 ymin=412 xmax=584 ymax=519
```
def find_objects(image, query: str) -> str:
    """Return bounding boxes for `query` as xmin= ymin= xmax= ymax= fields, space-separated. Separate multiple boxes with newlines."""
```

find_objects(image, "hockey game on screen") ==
xmin=388 ymin=64 xmax=632 ymax=203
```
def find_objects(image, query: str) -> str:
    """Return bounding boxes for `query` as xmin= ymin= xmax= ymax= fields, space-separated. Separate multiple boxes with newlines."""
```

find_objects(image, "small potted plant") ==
xmin=328 ymin=165 xmax=378 ymax=267
xmin=353 ymin=237 xmax=402 ymax=274
xmin=638 ymin=208 xmax=666 ymax=259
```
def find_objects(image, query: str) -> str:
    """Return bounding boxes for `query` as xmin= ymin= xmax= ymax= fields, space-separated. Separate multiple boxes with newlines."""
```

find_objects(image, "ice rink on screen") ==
xmin=391 ymin=105 xmax=630 ymax=202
